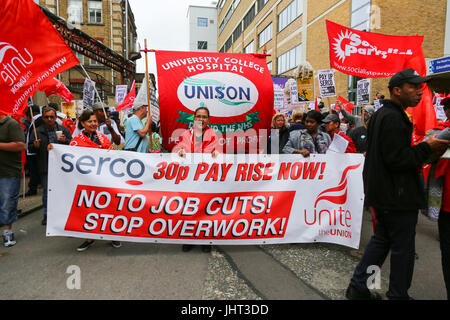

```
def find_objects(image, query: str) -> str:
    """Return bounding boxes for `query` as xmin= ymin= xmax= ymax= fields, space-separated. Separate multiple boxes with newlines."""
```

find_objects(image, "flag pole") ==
xmin=28 ymin=105 xmax=38 ymax=141
xmin=142 ymin=39 xmax=153 ymax=152
xmin=79 ymin=64 xmax=108 ymax=119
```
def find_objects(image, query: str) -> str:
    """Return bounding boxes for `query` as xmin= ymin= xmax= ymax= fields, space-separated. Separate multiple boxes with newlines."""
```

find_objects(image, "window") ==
xmin=233 ymin=23 xmax=242 ymax=43
xmin=88 ymin=1 xmax=102 ymax=23
xmin=257 ymin=0 xmax=269 ymax=12
xmin=233 ymin=0 xmax=241 ymax=10
xmin=75 ymin=52 xmax=84 ymax=64
xmin=277 ymin=44 xmax=302 ymax=74
xmin=258 ymin=23 xmax=272 ymax=48
xmin=197 ymin=41 xmax=208 ymax=50
xmin=90 ymin=58 xmax=102 ymax=66
xmin=278 ymin=0 xmax=303 ymax=32
xmin=245 ymin=41 xmax=254 ymax=54
xmin=267 ymin=61 xmax=272 ymax=73
xmin=224 ymin=36 xmax=233 ymax=52
xmin=351 ymin=0 xmax=371 ymax=31
xmin=197 ymin=17 xmax=208 ymax=27
xmin=243 ymin=4 xmax=256 ymax=29
xmin=68 ymin=0 xmax=82 ymax=23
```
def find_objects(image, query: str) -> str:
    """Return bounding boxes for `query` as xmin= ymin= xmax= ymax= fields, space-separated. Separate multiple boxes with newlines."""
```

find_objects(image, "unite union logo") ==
xmin=303 ymin=163 xmax=361 ymax=237
xmin=0 ymin=42 xmax=34 ymax=91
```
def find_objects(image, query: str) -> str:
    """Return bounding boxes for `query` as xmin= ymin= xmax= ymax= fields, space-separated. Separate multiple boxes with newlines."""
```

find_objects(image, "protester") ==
xmin=288 ymin=112 xmax=306 ymax=132
xmin=0 ymin=114 xmax=26 ymax=247
xmin=150 ymin=122 xmax=162 ymax=153
xmin=337 ymin=100 xmax=375 ymax=131
xmin=24 ymin=105 xmax=43 ymax=196
xmin=323 ymin=113 xmax=357 ymax=153
xmin=282 ymin=110 xmax=331 ymax=156
xmin=173 ymin=106 xmax=220 ymax=158
xmin=124 ymin=102 xmax=151 ymax=152
xmin=346 ymin=69 xmax=450 ymax=300
xmin=267 ymin=113 xmax=290 ymax=154
xmin=29 ymin=106 xmax=72 ymax=225
xmin=347 ymin=111 xmax=373 ymax=154
xmin=173 ymin=106 xmax=220 ymax=253
xmin=65 ymin=109 xmax=121 ymax=251
xmin=73 ymin=102 xmax=124 ymax=147
xmin=422 ymin=96 xmax=450 ymax=299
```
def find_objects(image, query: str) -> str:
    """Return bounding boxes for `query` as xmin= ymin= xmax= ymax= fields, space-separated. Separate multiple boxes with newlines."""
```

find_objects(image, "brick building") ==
xmin=34 ymin=0 xmax=140 ymax=105
xmin=217 ymin=0 xmax=449 ymax=107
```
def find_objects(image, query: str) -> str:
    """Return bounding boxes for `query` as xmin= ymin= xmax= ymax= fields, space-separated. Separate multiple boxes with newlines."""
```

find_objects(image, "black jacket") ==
xmin=28 ymin=123 xmax=72 ymax=175
xmin=363 ymin=99 xmax=432 ymax=211
xmin=267 ymin=126 xmax=290 ymax=154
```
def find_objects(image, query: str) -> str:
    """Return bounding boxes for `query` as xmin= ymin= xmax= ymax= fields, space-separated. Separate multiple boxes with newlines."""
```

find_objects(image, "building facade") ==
xmin=217 ymin=0 xmax=449 ymax=106
xmin=187 ymin=5 xmax=218 ymax=52
xmin=34 ymin=0 xmax=140 ymax=105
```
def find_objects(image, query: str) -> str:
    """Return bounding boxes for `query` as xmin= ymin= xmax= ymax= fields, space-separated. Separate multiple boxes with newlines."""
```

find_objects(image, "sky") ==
xmin=128 ymin=0 xmax=217 ymax=76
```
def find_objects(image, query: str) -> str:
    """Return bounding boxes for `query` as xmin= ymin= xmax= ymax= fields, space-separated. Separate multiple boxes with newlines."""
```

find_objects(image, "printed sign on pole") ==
xmin=356 ymin=78 xmax=371 ymax=105
xmin=115 ymin=85 xmax=128 ymax=104
xmin=318 ymin=69 xmax=336 ymax=98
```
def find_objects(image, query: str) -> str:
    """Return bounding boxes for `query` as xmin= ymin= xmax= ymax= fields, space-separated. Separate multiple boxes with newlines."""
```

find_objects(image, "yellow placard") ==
xmin=297 ymin=76 xmax=315 ymax=101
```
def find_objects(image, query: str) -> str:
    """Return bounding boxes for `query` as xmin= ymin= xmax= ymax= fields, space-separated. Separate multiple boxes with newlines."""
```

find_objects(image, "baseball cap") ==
xmin=322 ymin=113 xmax=340 ymax=123
xmin=132 ymin=101 xmax=147 ymax=111
xmin=388 ymin=69 xmax=430 ymax=89
xmin=92 ymin=102 xmax=108 ymax=111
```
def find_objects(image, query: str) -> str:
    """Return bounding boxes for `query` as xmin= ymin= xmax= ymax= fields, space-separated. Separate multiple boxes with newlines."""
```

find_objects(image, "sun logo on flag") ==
xmin=332 ymin=30 xmax=352 ymax=63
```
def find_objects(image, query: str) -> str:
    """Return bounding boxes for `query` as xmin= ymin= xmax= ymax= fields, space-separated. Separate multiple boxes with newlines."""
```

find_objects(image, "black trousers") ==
xmin=438 ymin=210 xmax=450 ymax=300
xmin=349 ymin=208 xmax=418 ymax=300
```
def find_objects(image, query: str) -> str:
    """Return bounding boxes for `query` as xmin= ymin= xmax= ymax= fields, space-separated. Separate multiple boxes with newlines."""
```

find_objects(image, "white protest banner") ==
xmin=115 ymin=85 xmax=128 ymax=104
xmin=318 ymin=69 xmax=336 ymax=98
xmin=357 ymin=79 xmax=371 ymax=105
xmin=290 ymin=81 xmax=300 ymax=105
xmin=273 ymin=87 xmax=285 ymax=111
xmin=373 ymin=99 xmax=383 ymax=110
xmin=82 ymin=78 xmax=96 ymax=110
xmin=47 ymin=145 xmax=365 ymax=249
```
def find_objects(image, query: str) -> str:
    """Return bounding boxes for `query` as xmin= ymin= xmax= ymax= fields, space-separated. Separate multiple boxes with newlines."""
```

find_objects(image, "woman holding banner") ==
xmin=173 ymin=106 xmax=220 ymax=253
xmin=267 ymin=113 xmax=290 ymax=154
xmin=68 ymin=109 xmax=122 ymax=251
xmin=282 ymin=110 xmax=331 ymax=156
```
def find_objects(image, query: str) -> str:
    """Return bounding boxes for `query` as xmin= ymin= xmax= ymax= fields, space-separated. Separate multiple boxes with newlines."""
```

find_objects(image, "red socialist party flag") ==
xmin=38 ymin=77 xmax=74 ymax=103
xmin=116 ymin=81 xmax=136 ymax=111
xmin=326 ymin=20 xmax=424 ymax=78
xmin=154 ymin=51 xmax=274 ymax=153
xmin=0 ymin=0 xmax=79 ymax=115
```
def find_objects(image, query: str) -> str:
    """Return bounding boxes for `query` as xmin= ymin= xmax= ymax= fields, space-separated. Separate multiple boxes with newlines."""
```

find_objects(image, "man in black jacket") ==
xmin=29 ymin=106 xmax=72 ymax=225
xmin=346 ymin=69 xmax=450 ymax=300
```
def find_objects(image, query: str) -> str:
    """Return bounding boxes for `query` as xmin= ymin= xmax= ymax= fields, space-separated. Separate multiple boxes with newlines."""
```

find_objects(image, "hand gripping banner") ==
xmin=47 ymin=145 xmax=365 ymax=249
xmin=154 ymin=50 xmax=274 ymax=153
xmin=326 ymin=20 xmax=424 ymax=78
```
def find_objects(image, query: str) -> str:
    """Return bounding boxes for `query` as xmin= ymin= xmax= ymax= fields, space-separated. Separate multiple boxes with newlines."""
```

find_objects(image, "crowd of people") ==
xmin=0 ymin=69 xmax=449 ymax=299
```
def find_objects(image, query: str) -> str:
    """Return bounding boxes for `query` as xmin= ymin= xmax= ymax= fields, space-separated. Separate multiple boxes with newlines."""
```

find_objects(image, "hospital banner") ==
xmin=47 ymin=145 xmax=365 ymax=249
xmin=154 ymin=50 xmax=274 ymax=153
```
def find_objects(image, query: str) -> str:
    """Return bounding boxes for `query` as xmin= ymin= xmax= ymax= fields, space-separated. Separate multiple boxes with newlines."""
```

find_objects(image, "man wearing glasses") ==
xmin=29 ymin=106 xmax=72 ymax=225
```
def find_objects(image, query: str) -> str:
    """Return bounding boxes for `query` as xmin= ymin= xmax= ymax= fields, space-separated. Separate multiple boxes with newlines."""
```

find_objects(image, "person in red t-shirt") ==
xmin=323 ymin=113 xmax=357 ymax=153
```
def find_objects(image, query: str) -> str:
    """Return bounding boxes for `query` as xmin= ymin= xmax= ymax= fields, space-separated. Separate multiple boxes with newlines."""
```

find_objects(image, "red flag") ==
xmin=337 ymin=96 xmax=355 ymax=113
xmin=116 ymin=81 xmax=136 ymax=111
xmin=314 ymin=97 xmax=319 ymax=111
xmin=326 ymin=20 xmax=424 ymax=78
xmin=154 ymin=50 xmax=274 ymax=153
xmin=405 ymin=50 xmax=438 ymax=141
xmin=38 ymin=77 xmax=74 ymax=103
xmin=0 ymin=0 xmax=79 ymax=115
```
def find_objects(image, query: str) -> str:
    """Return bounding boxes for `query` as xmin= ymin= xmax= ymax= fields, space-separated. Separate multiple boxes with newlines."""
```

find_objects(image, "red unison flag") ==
xmin=116 ymin=80 xmax=136 ymax=111
xmin=0 ymin=0 xmax=79 ymax=115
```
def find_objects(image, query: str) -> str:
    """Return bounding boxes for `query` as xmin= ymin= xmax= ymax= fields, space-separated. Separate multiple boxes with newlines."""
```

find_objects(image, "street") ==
xmin=0 ymin=206 xmax=447 ymax=300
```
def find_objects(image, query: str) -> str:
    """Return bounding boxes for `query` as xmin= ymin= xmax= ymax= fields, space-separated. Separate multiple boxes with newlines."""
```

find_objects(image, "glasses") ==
xmin=43 ymin=116 xmax=55 ymax=119
xmin=194 ymin=115 xmax=209 ymax=119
